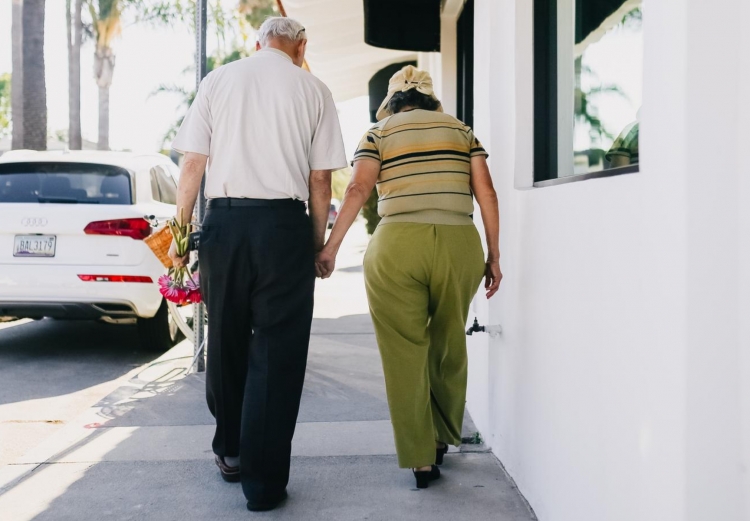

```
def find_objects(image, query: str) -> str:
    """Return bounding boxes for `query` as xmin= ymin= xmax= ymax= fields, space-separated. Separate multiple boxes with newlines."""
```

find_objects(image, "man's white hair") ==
xmin=257 ymin=17 xmax=306 ymax=46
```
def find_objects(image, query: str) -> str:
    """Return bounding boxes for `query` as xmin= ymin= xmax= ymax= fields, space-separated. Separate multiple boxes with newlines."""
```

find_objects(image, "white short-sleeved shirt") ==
xmin=172 ymin=48 xmax=347 ymax=200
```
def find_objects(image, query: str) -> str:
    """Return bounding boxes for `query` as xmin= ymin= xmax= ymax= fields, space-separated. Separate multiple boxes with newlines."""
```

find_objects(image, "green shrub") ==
xmin=362 ymin=189 xmax=381 ymax=235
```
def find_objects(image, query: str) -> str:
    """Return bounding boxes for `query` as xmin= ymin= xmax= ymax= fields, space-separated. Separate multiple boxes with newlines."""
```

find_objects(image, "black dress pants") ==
xmin=199 ymin=198 xmax=315 ymax=502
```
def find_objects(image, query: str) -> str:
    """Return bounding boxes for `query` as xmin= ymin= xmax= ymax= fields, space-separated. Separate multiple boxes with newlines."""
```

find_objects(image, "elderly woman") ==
xmin=316 ymin=66 xmax=501 ymax=489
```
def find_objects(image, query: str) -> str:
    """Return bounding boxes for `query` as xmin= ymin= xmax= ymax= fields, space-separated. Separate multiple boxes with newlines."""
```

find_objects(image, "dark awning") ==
xmin=368 ymin=61 xmax=418 ymax=123
xmin=576 ymin=0 xmax=631 ymax=43
xmin=364 ymin=0 xmax=441 ymax=52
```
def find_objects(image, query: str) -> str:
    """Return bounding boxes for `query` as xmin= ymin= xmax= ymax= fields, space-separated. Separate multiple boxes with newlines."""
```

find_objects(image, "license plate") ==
xmin=14 ymin=235 xmax=57 ymax=258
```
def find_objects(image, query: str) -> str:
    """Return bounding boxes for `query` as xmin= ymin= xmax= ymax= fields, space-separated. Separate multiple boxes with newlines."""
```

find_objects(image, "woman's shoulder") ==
xmin=381 ymin=110 xmax=469 ymax=131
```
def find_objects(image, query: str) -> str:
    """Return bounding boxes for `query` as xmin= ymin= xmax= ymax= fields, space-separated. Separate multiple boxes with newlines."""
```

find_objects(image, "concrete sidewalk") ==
xmin=0 ymin=223 xmax=535 ymax=520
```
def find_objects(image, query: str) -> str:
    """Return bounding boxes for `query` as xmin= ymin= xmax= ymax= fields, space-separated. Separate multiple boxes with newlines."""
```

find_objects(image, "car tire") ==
xmin=137 ymin=299 xmax=183 ymax=352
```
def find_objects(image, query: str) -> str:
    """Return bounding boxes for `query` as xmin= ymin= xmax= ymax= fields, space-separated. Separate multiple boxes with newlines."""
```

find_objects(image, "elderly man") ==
xmin=169 ymin=17 xmax=346 ymax=511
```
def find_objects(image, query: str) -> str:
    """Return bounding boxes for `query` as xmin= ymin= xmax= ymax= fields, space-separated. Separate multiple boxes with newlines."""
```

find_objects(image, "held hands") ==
xmin=315 ymin=247 xmax=336 ymax=279
xmin=484 ymin=258 xmax=502 ymax=299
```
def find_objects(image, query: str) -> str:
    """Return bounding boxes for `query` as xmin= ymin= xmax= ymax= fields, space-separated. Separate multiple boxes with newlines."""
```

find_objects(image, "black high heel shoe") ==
xmin=412 ymin=465 xmax=441 ymax=489
xmin=435 ymin=444 xmax=449 ymax=465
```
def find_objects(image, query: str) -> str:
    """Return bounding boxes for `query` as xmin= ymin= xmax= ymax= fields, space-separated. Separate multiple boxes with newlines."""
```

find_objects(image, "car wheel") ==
xmin=137 ymin=299 xmax=183 ymax=352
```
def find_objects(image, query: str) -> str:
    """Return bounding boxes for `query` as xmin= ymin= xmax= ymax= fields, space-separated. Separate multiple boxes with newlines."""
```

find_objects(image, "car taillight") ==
xmin=78 ymin=275 xmax=153 ymax=283
xmin=83 ymin=218 xmax=151 ymax=240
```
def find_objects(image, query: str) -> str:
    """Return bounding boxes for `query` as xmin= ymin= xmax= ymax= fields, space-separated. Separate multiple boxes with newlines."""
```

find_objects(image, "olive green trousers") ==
xmin=364 ymin=222 xmax=485 ymax=468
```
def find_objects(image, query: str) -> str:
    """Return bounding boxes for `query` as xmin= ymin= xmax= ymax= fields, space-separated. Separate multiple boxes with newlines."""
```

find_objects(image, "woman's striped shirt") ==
xmin=353 ymin=109 xmax=488 ymax=226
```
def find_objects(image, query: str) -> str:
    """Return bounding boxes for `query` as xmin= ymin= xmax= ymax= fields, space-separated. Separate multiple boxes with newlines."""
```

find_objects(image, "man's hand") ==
xmin=484 ymin=259 xmax=502 ymax=299
xmin=315 ymin=248 xmax=336 ymax=279
xmin=168 ymin=239 xmax=190 ymax=268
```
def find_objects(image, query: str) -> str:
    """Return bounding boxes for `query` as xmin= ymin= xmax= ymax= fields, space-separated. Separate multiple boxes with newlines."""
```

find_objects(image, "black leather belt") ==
xmin=207 ymin=198 xmax=305 ymax=209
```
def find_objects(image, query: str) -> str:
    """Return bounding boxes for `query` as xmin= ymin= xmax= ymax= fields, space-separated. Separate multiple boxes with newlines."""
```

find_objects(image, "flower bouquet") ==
xmin=157 ymin=209 xmax=201 ymax=305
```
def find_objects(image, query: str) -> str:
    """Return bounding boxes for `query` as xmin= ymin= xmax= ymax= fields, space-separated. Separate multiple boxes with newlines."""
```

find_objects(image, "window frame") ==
xmin=533 ymin=0 xmax=641 ymax=187
xmin=456 ymin=0 xmax=475 ymax=128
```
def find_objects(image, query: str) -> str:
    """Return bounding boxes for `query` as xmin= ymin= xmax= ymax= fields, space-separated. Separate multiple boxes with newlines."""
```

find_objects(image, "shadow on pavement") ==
xmin=3 ymin=313 xmax=535 ymax=521
xmin=0 ymin=319 xmax=154 ymax=406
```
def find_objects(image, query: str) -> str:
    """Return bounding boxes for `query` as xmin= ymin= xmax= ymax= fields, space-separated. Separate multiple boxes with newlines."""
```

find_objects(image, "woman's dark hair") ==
xmin=387 ymin=89 xmax=440 ymax=115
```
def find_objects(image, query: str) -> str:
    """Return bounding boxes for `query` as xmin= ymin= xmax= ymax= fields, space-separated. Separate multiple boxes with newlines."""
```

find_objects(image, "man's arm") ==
xmin=308 ymin=169 xmax=332 ymax=253
xmin=168 ymin=152 xmax=208 ymax=268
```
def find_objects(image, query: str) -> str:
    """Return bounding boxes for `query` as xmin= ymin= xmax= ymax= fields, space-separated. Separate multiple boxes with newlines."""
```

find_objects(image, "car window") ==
xmin=0 ymin=162 xmax=132 ymax=205
xmin=149 ymin=169 xmax=160 ymax=201
xmin=149 ymin=165 xmax=177 ymax=205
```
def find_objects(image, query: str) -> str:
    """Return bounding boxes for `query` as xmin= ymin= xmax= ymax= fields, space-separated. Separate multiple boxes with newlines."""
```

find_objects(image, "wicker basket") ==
xmin=144 ymin=226 xmax=173 ymax=269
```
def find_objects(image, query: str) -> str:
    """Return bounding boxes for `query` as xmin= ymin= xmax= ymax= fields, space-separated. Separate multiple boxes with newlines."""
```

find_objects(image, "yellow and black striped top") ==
xmin=353 ymin=109 xmax=488 ymax=225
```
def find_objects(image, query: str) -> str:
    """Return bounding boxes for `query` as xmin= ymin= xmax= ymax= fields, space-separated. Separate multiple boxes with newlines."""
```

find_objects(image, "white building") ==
xmin=284 ymin=0 xmax=750 ymax=519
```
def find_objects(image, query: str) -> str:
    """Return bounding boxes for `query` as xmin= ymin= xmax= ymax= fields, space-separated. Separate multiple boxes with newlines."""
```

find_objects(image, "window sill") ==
xmin=533 ymin=165 xmax=640 ymax=188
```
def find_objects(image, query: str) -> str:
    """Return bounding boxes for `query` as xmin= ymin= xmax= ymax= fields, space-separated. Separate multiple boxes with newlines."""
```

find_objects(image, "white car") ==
xmin=0 ymin=150 xmax=183 ymax=351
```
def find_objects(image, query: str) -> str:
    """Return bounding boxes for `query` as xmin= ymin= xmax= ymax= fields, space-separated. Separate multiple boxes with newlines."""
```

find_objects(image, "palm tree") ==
xmin=22 ymin=0 xmax=47 ymax=151
xmin=238 ymin=0 xmax=277 ymax=31
xmin=0 ymin=74 xmax=11 ymax=137
xmin=11 ymin=0 xmax=23 ymax=149
xmin=89 ymin=0 xmax=121 ymax=151
xmin=67 ymin=0 xmax=83 ymax=150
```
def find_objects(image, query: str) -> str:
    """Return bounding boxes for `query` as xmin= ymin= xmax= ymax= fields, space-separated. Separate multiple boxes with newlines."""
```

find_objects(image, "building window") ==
xmin=534 ymin=0 xmax=643 ymax=184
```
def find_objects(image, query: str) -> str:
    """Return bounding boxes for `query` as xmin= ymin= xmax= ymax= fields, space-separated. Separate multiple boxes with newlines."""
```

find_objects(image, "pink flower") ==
xmin=158 ymin=273 xmax=191 ymax=305
xmin=158 ymin=271 xmax=202 ymax=305
xmin=187 ymin=288 xmax=202 ymax=304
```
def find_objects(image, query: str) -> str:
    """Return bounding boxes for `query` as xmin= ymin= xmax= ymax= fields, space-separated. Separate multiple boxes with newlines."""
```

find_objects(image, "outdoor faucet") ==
xmin=466 ymin=318 xmax=485 ymax=336
xmin=466 ymin=317 xmax=503 ymax=338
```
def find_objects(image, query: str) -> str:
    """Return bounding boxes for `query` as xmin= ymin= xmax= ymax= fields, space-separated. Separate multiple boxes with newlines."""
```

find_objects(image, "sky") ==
xmin=0 ymin=0 xmax=371 ymax=157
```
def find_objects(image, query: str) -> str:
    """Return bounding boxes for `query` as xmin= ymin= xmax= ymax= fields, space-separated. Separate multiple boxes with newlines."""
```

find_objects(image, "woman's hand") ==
xmin=315 ymin=247 xmax=337 ymax=279
xmin=484 ymin=259 xmax=502 ymax=299
xmin=319 ymin=159 xmax=380 ymax=280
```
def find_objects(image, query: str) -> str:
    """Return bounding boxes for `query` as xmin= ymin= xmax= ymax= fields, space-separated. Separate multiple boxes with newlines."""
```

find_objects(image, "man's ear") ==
xmin=297 ymin=40 xmax=307 ymax=66
xmin=255 ymin=41 xmax=261 ymax=51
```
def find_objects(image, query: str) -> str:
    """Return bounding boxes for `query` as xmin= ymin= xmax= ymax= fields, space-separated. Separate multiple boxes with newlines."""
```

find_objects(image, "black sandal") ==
xmin=413 ymin=465 xmax=441 ymax=488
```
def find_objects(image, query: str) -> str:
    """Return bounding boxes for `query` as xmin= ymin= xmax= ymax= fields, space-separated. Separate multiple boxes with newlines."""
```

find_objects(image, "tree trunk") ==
xmin=11 ymin=0 xmax=23 ymax=150
xmin=94 ymin=46 xmax=115 ymax=151
xmin=66 ymin=0 xmax=82 ymax=150
xmin=22 ymin=0 xmax=46 ymax=151
xmin=98 ymin=86 xmax=109 ymax=151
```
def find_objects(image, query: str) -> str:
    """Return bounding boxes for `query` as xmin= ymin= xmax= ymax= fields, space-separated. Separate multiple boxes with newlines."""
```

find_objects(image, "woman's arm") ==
xmin=315 ymin=159 xmax=380 ymax=278
xmin=470 ymin=155 xmax=502 ymax=298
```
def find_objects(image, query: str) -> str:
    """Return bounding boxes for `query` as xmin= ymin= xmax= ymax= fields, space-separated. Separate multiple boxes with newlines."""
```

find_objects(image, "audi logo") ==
xmin=21 ymin=217 xmax=48 ymax=227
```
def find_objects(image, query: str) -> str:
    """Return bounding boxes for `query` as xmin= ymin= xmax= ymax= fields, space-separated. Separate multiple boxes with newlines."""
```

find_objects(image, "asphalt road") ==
xmin=0 ymin=318 xmax=158 ymax=466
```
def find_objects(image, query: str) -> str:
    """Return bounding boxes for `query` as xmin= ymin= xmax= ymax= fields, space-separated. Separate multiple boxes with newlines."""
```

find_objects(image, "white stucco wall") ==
xmin=463 ymin=0 xmax=750 ymax=519
xmin=740 ymin=0 xmax=750 ymax=515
